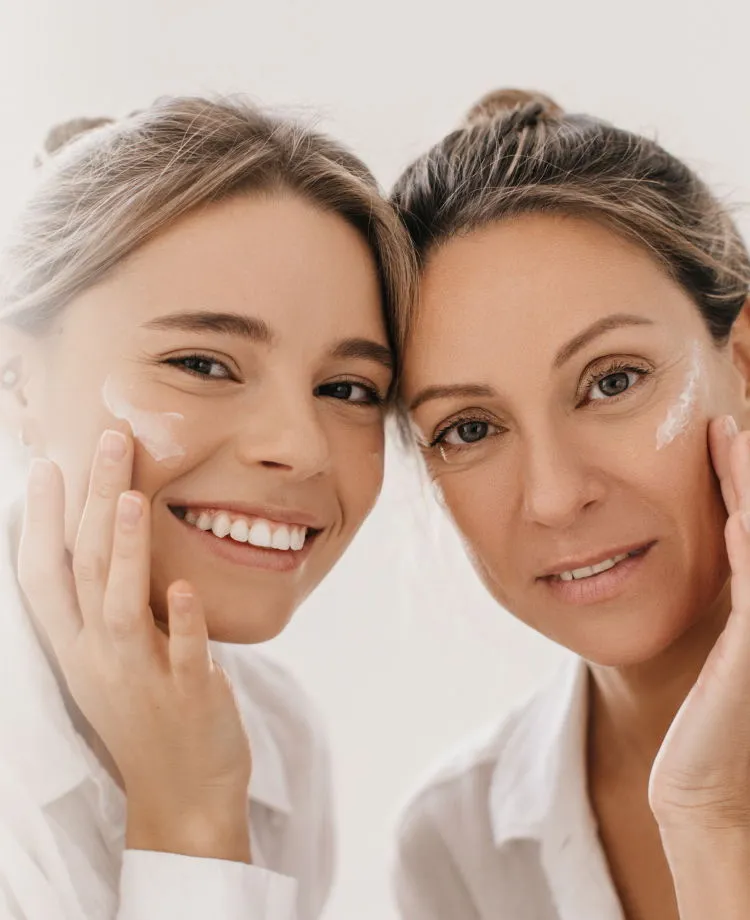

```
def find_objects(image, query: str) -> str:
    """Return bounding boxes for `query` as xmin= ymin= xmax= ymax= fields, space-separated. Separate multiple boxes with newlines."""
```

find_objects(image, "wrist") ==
xmin=126 ymin=794 xmax=251 ymax=863
xmin=659 ymin=825 xmax=750 ymax=920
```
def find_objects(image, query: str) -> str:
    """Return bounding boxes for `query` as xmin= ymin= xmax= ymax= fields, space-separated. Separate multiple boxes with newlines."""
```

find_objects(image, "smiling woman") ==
xmin=0 ymin=96 xmax=415 ymax=919
xmin=391 ymin=89 xmax=750 ymax=920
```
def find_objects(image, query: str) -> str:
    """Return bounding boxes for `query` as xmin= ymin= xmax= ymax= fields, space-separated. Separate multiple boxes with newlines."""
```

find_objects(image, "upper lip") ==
xmin=538 ymin=541 xmax=655 ymax=579
xmin=169 ymin=500 xmax=327 ymax=530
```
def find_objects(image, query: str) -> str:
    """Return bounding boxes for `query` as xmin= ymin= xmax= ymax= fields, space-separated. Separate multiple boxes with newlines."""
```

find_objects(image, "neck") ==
xmin=588 ymin=583 xmax=731 ymax=784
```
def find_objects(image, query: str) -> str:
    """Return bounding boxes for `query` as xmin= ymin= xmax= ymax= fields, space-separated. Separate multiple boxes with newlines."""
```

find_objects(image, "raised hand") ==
xmin=17 ymin=430 xmax=253 ymax=861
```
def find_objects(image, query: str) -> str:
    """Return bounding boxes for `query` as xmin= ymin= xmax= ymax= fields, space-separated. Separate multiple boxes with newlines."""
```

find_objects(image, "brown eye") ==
xmin=317 ymin=381 xmax=382 ymax=405
xmin=166 ymin=355 xmax=233 ymax=379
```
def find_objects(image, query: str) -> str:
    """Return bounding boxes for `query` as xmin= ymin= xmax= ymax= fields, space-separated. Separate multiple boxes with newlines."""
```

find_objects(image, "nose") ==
xmin=233 ymin=387 xmax=332 ymax=481
xmin=521 ymin=426 xmax=603 ymax=529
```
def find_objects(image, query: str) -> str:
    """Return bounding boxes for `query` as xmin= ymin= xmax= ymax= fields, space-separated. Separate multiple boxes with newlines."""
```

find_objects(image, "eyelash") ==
xmin=579 ymin=359 xmax=652 ymax=406
xmin=428 ymin=360 xmax=653 ymax=451
xmin=164 ymin=354 xmax=385 ymax=406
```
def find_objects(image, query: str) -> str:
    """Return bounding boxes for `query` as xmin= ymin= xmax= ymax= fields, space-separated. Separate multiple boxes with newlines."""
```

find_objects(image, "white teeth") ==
xmin=271 ymin=526 xmax=291 ymax=551
xmin=196 ymin=512 xmax=213 ymax=531
xmin=248 ymin=520 xmax=272 ymax=549
xmin=558 ymin=552 xmax=630 ymax=582
xmin=211 ymin=512 xmax=232 ymax=539
xmin=229 ymin=518 xmax=249 ymax=543
xmin=182 ymin=508 xmax=310 ymax=551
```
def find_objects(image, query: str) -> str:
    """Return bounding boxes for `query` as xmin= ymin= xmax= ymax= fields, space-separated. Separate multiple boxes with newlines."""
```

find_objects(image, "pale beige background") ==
xmin=1 ymin=1 xmax=749 ymax=916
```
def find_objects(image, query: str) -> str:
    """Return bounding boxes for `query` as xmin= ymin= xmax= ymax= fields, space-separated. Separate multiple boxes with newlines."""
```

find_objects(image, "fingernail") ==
xmin=742 ymin=511 xmax=750 ymax=534
xmin=724 ymin=415 xmax=739 ymax=439
xmin=101 ymin=429 xmax=127 ymax=463
xmin=28 ymin=458 xmax=52 ymax=495
xmin=118 ymin=492 xmax=142 ymax=529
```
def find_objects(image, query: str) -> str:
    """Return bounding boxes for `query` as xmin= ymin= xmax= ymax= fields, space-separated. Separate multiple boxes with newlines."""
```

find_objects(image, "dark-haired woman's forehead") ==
xmin=402 ymin=213 xmax=712 ymax=410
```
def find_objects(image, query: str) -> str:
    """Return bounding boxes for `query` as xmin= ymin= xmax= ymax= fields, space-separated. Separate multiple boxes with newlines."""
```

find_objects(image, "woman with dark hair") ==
xmin=392 ymin=89 xmax=750 ymax=920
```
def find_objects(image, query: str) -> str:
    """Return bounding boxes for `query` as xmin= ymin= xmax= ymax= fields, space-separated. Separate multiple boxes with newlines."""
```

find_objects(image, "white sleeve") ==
xmin=118 ymin=851 xmax=298 ymax=920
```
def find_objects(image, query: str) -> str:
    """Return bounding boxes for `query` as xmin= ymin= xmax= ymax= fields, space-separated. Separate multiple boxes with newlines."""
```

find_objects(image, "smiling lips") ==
xmin=542 ymin=543 xmax=653 ymax=582
xmin=172 ymin=505 xmax=318 ymax=552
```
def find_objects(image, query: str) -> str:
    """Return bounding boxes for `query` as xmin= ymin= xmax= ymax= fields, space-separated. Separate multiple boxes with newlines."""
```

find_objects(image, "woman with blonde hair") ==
xmin=0 ymin=95 xmax=414 ymax=919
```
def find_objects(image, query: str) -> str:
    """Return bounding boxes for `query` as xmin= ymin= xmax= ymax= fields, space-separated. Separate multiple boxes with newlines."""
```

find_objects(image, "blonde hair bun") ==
xmin=36 ymin=116 xmax=115 ymax=165
xmin=463 ymin=88 xmax=564 ymax=128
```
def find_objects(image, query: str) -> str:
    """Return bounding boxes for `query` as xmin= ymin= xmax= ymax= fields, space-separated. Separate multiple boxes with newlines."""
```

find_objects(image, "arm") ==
xmin=118 ymin=852 xmax=297 ymax=920
xmin=660 ymin=828 xmax=750 ymax=920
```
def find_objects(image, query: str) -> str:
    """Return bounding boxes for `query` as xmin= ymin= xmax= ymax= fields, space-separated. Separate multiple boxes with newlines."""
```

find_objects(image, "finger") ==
xmin=715 ymin=512 xmax=750 ymax=697
xmin=728 ymin=428 xmax=750 ymax=514
xmin=101 ymin=491 xmax=156 ymax=663
xmin=73 ymin=429 xmax=134 ymax=628
xmin=17 ymin=458 xmax=81 ymax=654
xmin=167 ymin=581 xmax=212 ymax=689
xmin=708 ymin=415 xmax=739 ymax=515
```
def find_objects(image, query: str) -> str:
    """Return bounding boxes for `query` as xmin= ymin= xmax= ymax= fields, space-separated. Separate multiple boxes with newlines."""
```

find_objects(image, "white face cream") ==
xmin=102 ymin=376 xmax=186 ymax=463
xmin=655 ymin=342 xmax=703 ymax=450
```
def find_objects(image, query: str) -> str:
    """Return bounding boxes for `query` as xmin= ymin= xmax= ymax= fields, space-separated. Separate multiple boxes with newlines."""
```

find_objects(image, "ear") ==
xmin=0 ymin=325 xmax=47 ymax=451
xmin=728 ymin=298 xmax=750 ymax=401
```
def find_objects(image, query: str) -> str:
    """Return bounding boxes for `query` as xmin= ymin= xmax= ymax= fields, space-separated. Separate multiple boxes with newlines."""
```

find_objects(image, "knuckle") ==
xmin=105 ymin=607 xmax=136 ymax=640
xmin=73 ymin=553 xmax=106 ymax=586
xmin=92 ymin=475 xmax=119 ymax=502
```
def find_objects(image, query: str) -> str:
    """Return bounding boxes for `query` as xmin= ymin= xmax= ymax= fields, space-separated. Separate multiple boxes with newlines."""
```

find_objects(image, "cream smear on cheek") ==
xmin=655 ymin=342 xmax=704 ymax=450
xmin=102 ymin=375 xmax=186 ymax=463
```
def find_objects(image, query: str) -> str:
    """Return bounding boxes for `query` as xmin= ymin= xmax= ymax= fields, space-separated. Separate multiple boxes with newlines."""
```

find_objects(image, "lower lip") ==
xmin=173 ymin=512 xmax=318 ymax=573
xmin=541 ymin=543 xmax=655 ymax=605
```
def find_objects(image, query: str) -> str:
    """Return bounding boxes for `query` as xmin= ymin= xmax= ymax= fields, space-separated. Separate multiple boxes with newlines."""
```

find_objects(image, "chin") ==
xmin=202 ymin=596 xmax=296 ymax=644
xmin=559 ymin=600 xmax=711 ymax=669
xmin=150 ymin=589 xmax=296 ymax=645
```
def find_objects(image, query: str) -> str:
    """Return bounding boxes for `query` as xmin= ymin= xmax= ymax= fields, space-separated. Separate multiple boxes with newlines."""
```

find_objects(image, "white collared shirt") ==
xmin=0 ymin=498 xmax=334 ymax=920
xmin=393 ymin=654 xmax=625 ymax=920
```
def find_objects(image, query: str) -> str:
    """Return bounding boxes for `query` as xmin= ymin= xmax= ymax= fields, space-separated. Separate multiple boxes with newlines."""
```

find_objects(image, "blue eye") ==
xmin=442 ymin=420 xmax=495 ymax=445
xmin=428 ymin=415 xmax=502 ymax=456
xmin=587 ymin=366 xmax=647 ymax=401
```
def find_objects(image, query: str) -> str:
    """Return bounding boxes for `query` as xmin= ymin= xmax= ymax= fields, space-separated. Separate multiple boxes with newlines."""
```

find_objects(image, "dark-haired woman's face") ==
xmin=402 ymin=214 xmax=750 ymax=666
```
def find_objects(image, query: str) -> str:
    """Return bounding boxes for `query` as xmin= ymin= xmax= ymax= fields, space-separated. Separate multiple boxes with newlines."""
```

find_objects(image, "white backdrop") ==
xmin=2 ymin=2 xmax=750 ymax=917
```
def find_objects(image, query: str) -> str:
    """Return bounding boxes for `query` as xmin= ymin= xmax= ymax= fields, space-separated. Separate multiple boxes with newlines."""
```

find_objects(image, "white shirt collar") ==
xmin=0 ymin=491 xmax=292 ymax=818
xmin=489 ymin=653 xmax=595 ymax=850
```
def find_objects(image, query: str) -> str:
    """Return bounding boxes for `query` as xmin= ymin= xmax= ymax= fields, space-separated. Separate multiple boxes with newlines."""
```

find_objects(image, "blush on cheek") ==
xmin=655 ymin=342 xmax=703 ymax=450
xmin=102 ymin=375 xmax=187 ymax=468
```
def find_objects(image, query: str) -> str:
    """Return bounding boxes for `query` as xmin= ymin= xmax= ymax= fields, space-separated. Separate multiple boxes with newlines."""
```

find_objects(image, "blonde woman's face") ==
xmin=13 ymin=193 xmax=391 ymax=642
xmin=402 ymin=214 xmax=749 ymax=666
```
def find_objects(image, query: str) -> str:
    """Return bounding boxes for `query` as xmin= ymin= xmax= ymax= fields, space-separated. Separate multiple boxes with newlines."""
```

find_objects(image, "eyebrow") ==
xmin=330 ymin=338 xmax=394 ymax=371
xmin=553 ymin=312 xmax=654 ymax=368
xmin=409 ymin=383 xmax=495 ymax=412
xmin=408 ymin=312 xmax=655 ymax=412
xmin=142 ymin=311 xmax=393 ymax=371
xmin=142 ymin=311 xmax=275 ymax=343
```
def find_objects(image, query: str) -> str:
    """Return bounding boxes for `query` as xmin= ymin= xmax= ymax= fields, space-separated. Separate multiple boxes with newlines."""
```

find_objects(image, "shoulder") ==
xmin=397 ymin=667 xmax=568 ymax=847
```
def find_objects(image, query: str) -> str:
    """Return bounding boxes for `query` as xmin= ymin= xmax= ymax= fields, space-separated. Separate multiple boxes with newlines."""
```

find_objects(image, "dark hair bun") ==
xmin=35 ymin=116 xmax=114 ymax=166
xmin=463 ymin=88 xmax=564 ymax=128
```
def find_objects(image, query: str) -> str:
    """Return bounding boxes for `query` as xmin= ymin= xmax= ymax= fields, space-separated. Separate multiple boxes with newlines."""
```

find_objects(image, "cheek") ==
xmin=433 ymin=463 xmax=514 ymax=559
xmin=329 ymin=420 xmax=385 ymax=523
